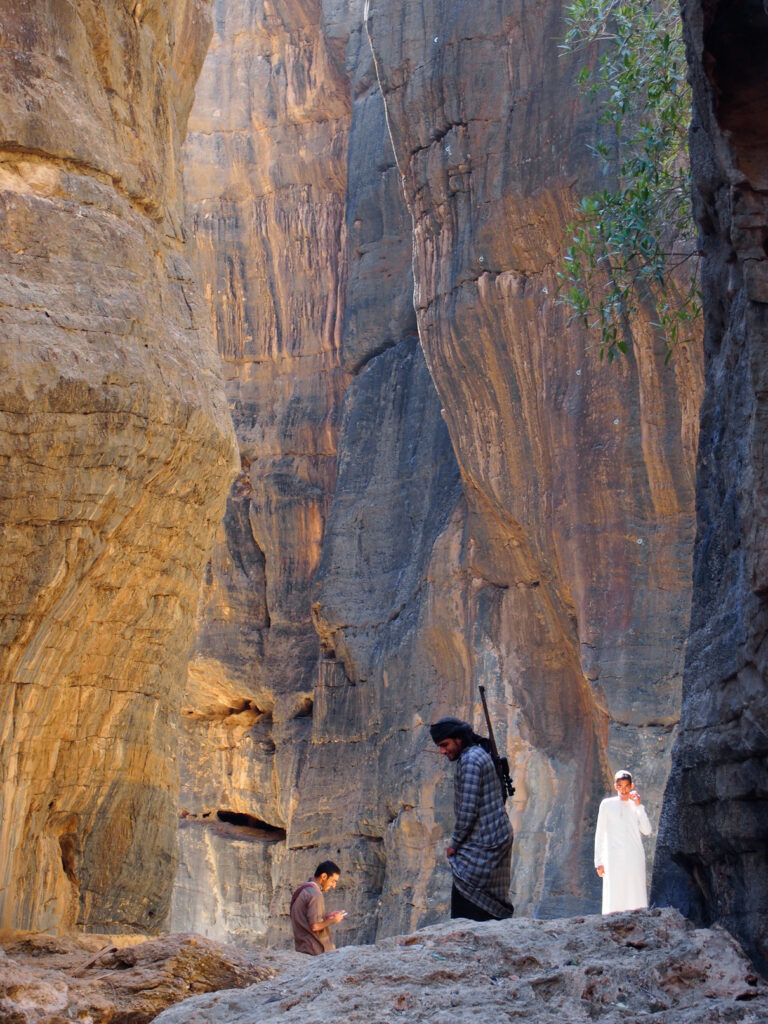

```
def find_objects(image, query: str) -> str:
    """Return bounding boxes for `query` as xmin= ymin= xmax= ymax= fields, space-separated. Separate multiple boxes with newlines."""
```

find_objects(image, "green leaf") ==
xmin=556 ymin=0 xmax=700 ymax=363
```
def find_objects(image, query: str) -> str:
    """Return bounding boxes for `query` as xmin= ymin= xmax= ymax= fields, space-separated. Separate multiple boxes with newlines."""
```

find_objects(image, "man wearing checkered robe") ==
xmin=431 ymin=717 xmax=514 ymax=921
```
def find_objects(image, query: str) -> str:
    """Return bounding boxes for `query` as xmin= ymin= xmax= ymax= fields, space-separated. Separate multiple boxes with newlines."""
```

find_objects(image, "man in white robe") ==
xmin=594 ymin=769 xmax=652 ymax=914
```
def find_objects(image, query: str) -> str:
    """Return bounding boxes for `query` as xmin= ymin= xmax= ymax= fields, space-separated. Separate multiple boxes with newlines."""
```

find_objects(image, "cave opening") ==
xmin=216 ymin=809 xmax=286 ymax=840
xmin=59 ymin=835 xmax=78 ymax=885
xmin=293 ymin=696 xmax=314 ymax=718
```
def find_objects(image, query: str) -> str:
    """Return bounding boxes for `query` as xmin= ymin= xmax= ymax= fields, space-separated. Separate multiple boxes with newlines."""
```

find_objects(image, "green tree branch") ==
xmin=558 ymin=0 xmax=700 ymax=362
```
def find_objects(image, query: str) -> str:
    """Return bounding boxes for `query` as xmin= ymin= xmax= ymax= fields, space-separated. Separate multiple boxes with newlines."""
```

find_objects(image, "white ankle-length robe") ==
xmin=594 ymin=796 xmax=652 ymax=914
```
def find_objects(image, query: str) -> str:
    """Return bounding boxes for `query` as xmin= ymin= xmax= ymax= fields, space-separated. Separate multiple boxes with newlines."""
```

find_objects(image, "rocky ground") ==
xmin=5 ymin=908 xmax=763 ymax=1024
xmin=151 ymin=908 xmax=768 ymax=1024
xmin=0 ymin=930 xmax=294 ymax=1024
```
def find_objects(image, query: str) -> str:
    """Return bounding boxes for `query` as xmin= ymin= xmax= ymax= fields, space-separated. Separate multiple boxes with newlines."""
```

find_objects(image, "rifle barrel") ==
xmin=478 ymin=685 xmax=515 ymax=799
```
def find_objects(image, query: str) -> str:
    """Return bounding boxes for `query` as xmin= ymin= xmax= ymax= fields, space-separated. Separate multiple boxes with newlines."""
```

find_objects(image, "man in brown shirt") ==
xmin=289 ymin=860 xmax=345 ymax=954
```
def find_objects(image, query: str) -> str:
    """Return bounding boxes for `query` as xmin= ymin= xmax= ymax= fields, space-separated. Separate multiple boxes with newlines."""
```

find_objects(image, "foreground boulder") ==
xmin=0 ymin=931 xmax=292 ymax=1024
xmin=154 ymin=908 xmax=765 ymax=1023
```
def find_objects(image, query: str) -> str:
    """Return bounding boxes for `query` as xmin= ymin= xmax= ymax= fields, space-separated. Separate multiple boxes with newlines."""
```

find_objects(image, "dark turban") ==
xmin=429 ymin=717 xmax=476 ymax=745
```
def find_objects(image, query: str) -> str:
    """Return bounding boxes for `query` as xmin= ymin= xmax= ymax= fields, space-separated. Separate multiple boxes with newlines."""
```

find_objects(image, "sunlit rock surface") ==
xmin=652 ymin=0 xmax=768 ymax=975
xmin=174 ymin=0 xmax=353 ymax=945
xmin=177 ymin=0 xmax=704 ymax=944
xmin=154 ymin=908 xmax=767 ymax=1024
xmin=0 ymin=0 xmax=238 ymax=934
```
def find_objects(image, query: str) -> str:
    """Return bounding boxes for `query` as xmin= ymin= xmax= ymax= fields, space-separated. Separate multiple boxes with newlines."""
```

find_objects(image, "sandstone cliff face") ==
xmin=177 ymin=0 xmax=704 ymax=947
xmin=0 ymin=1 xmax=237 ymax=933
xmin=172 ymin=0 xmax=353 ymax=943
xmin=653 ymin=0 xmax=768 ymax=975
xmin=364 ymin=0 xmax=706 ymax=904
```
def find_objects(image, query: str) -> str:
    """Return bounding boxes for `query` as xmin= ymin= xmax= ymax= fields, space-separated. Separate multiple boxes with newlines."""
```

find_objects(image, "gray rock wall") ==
xmin=652 ymin=0 xmax=768 ymax=975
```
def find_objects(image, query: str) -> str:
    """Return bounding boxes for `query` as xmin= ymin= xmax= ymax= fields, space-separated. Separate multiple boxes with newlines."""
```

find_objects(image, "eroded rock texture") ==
xmin=176 ymin=0 xmax=703 ymax=944
xmin=652 ymin=0 xmax=768 ymax=975
xmin=0 ymin=929 xmax=289 ymax=1024
xmin=0 ymin=1 xmax=237 ymax=934
xmin=154 ymin=908 xmax=768 ymax=1024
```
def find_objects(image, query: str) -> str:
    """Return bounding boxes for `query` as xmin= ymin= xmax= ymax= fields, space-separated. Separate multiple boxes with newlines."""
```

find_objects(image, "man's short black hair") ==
xmin=314 ymin=860 xmax=341 ymax=878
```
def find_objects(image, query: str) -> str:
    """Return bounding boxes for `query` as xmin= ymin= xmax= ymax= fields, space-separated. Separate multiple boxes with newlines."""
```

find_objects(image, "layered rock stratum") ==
xmin=175 ymin=0 xmax=704 ymax=946
xmin=652 ymin=0 xmax=768 ymax=975
xmin=0 ymin=0 xmax=237 ymax=934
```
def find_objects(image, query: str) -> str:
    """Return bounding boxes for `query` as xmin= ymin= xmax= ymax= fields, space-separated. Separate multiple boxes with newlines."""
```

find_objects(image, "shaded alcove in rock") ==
xmin=216 ymin=810 xmax=286 ymax=841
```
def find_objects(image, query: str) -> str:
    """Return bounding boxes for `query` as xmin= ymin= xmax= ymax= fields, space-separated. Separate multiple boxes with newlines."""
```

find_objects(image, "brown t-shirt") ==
xmin=290 ymin=880 xmax=334 ymax=955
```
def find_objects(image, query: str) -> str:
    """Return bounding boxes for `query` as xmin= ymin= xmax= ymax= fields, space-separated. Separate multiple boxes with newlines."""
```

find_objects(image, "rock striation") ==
xmin=652 ymin=0 xmax=768 ymax=975
xmin=173 ymin=0 xmax=354 ymax=944
xmin=363 ymin=0 xmax=705 ymax=916
xmin=177 ymin=0 xmax=704 ymax=946
xmin=154 ymin=908 xmax=768 ymax=1024
xmin=0 ymin=1 xmax=238 ymax=934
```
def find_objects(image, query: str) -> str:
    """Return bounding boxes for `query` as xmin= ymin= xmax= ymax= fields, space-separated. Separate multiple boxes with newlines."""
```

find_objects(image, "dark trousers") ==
xmin=450 ymin=883 xmax=496 ymax=922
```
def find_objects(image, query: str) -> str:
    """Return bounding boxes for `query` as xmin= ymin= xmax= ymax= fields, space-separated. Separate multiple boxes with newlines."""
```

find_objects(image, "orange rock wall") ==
xmin=364 ymin=0 xmax=705 ymax=913
xmin=170 ymin=0 xmax=353 ymax=941
xmin=177 ymin=0 xmax=704 ymax=944
xmin=0 ymin=0 xmax=237 ymax=933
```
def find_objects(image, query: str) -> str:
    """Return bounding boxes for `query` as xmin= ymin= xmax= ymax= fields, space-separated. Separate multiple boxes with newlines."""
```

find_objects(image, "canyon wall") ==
xmin=0 ymin=0 xmax=237 ymax=933
xmin=363 ymin=0 xmax=704 ymax=920
xmin=176 ymin=0 xmax=704 ymax=945
xmin=652 ymin=0 xmax=768 ymax=974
